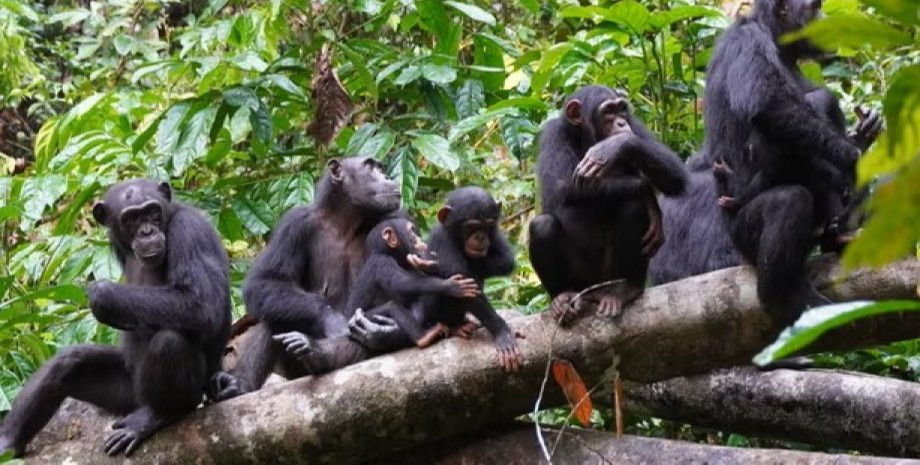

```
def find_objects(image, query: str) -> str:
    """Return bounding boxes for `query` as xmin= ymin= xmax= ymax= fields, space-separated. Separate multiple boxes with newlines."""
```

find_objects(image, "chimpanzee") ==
xmin=649 ymin=0 xmax=883 ymax=325
xmin=280 ymin=187 xmax=524 ymax=373
xmin=272 ymin=216 xmax=482 ymax=374
xmin=528 ymin=85 xmax=688 ymax=325
xmin=0 ymin=179 xmax=231 ymax=457
xmin=211 ymin=156 xmax=404 ymax=400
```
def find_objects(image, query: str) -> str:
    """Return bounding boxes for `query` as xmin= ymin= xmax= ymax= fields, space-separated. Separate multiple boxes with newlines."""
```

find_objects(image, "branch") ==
xmin=398 ymin=425 xmax=920 ymax=464
xmin=622 ymin=367 xmax=920 ymax=457
xmin=26 ymin=258 xmax=919 ymax=464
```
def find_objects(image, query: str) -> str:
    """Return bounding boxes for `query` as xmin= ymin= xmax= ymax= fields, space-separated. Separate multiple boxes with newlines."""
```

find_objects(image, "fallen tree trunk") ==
xmin=399 ymin=425 xmax=920 ymax=464
xmin=623 ymin=367 xmax=920 ymax=457
xmin=27 ymin=258 xmax=919 ymax=464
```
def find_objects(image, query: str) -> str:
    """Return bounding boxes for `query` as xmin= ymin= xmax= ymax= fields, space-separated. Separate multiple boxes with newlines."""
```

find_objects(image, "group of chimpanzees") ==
xmin=0 ymin=0 xmax=885 ymax=458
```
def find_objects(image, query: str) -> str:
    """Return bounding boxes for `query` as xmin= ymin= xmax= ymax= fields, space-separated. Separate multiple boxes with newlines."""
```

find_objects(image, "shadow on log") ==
xmin=622 ymin=367 xmax=920 ymax=457
xmin=398 ymin=425 xmax=920 ymax=465
xmin=25 ymin=258 xmax=919 ymax=464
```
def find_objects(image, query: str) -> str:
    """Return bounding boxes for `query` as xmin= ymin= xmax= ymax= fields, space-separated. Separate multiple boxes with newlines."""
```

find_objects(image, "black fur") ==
xmin=0 ymin=179 xmax=230 ymax=457
xmin=528 ymin=85 xmax=687 ymax=323
xmin=213 ymin=157 xmax=402 ymax=399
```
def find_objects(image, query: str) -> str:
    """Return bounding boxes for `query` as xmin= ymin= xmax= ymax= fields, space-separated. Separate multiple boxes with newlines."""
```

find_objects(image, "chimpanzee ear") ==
xmin=157 ymin=182 xmax=172 ymax=202
xmin=327 ymin=159 xmax=344 ymax=184
xmin=382 ymin=226 xmax=399 ymax=249
xmin=564 ymin=99 xmax=583 ymax=125
xmin=437 ymin=206 xmax=452 ymax=225
xmin=92 ymin=202 xmax=109 ymax=225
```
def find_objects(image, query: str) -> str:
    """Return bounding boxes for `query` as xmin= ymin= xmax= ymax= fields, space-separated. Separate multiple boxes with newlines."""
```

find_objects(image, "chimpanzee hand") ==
xmin=494 ymin=331 xmax=524 ymax=373
xmin=103 ymin=407 xmax=164 ymax=457
xmin=87 ymin=281 xmax=137 ymax=330
xmin=208 ymin=371 xmax=249 ymax=402
xmin=849 ymin=106 xmax=883 ymax=152
xmin=272 ymin=331 xmax=314 ymax=358
xmin=574 ymin=132 xmax=633 ymax=189
xmin=717 ymin=196 xmax=738 ymax=210
xmin=445 ymin=274 xmax=481 ymax=298
xmin=348 ymin=308 xmax=404 ymax=352
xmin=407 ymin=253 xmax=439 ymax=273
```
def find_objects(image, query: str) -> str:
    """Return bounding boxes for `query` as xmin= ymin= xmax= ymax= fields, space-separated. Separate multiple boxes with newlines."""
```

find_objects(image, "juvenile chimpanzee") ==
xmin=272 ymin=216 xmax=482 ymax=374
xmin=691 ymin=0 xmax=882 ymax=324
xmin=0 ymin=179 xmax=231 ymax=457
xmin=212 ymin=157 xmax=403 ymax=400
xmin=529 ymin=85 xmax=688 ymax=325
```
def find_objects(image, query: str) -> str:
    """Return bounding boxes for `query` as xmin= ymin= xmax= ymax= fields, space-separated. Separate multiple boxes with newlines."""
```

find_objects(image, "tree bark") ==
xmin=623 ymin=367 xmax=920 ymax=457
xmin=25 ymin=258 xmax=920 ymax=464
xmin=399 ymin=425 xmax=920 ymax=465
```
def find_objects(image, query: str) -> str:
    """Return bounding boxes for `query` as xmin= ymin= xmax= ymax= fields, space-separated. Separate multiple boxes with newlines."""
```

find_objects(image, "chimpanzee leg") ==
xmin=215 ymin=322 xmax=278 ymax=400
xmin=528 ymin=214 xmax=581 ymax=296
xmin=0 ymin=345 xmax=136 ymax=456
xmin=103 ymin=330 xmax=205 ymax=456
xmin=595 ymin=200 xmax=648 ymax=318
xmin=733 ymin=185 xmax=823 ymax=326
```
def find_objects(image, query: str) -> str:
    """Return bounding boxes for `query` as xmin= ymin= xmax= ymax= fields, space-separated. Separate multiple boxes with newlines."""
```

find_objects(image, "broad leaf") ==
xmin=444 ymin=1 xmax=496 ymax=25
xmin=411 ymin=133 xmax=459 ymax=171
xmin=784 ymin=13 xmax=911 ymax=50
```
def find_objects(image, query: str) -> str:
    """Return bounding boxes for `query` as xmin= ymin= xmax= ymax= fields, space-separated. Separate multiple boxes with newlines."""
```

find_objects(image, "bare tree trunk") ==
xmin=623 ymin=367 xmax=920 ymax=457
xmin=399 ymin=425 xmax=920 ymax=465
xmin=25 ymin=258 xmax=920 ymax=465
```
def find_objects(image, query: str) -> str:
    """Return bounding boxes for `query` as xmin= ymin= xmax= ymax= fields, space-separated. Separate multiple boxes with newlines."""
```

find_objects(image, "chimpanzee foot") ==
xmin=596 ymin=295 xmax=622 ymax=318
xmin=451 ymin=320 xmax=481 ymax=339
xmin=104 ymin=407 xmax=176 ymax=456
xmin=209 ymin=371 xmax=250 ymax=402
xmin=551 ymin=292 xmax=579 ymax=326
xmin=595 ymin=282 xmax=643 ymax=319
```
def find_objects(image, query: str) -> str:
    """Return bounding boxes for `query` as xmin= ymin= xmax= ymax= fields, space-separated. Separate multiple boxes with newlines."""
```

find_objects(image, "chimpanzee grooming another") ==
xmin=212 ymin=157 xmax=403 ymax=400
xmin=272 ymin=216 xmax=482 ymax=373
xmin=529 ymin=85 xmax=688 ymax=325
xmin=651 ymin=0 xmax=882 ymax=325
xmin=0 ymin=179 xmax=230 ymax=457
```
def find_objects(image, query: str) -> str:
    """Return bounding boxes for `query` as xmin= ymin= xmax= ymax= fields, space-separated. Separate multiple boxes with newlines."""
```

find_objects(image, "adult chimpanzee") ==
xmin=280 ymin=187 xmax=524 ymax=373
xmin=528 ymin=85 xmax=688 ymax=325
xmin=211 ymin=156 xmax=403 ymax=400
xmin=0 ymin=179 xmax=230 ymax=457
xmin=650 ymin=0 xmax=883 ymax=325
xmin=272 ymin=216 xmax=482 ymax=374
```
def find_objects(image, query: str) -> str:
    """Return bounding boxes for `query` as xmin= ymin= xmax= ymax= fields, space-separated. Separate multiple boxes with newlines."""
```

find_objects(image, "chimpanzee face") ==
xmin=93 ymin=180 xmax=173 ymax=268
xmin=328 ymin=157 xmax=401 ymax=214
xmin=564 ymin=86 xmax=633 ymax=143
xmin=382 ymin=219 xmax=427 ymax=255
xmin=461 ymin=218 xmax=496 ymax=259
xmin=775 ymin=0 xmax=822 ymax=33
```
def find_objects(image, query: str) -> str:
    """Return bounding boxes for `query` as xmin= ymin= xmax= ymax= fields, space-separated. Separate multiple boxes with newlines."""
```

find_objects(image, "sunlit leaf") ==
xmin=444 ymin=1 xmax=496 ymax=25
xmin=551 ymin=359 xmax=593 ymax=427
xmin=456 ymin=79 xmax=485 ymax=119
xmin=860 ymin=0 xmax=920 ymax=25
xmin=411 ymin=133 xmax=458 ymax=171
xmin=754 ymin=300 xmax=920 ymax=364
xmin=784 ymin=13 xmax=911 ymax=50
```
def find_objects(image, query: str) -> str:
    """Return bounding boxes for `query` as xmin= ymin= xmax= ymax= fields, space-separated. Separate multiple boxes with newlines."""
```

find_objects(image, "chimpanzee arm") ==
xmin=583 ymin=126 xmax=688 ymax=197
xmin=537 ymin=120 xmax=647 ymax=210
xmin=89 ymin=207 xmax=229 ymax=336
xmin=375 ymin=256 xmax=473 ymax=297
xmin=480 ymin=230 xmax=515 ymax=278
xmin=468 ymin=296 xmax=513 ymax=339
xmin=729 ymin=28 xmax=859 ymax=171
xmin=243 ymin=207 xmax=345 ymax=333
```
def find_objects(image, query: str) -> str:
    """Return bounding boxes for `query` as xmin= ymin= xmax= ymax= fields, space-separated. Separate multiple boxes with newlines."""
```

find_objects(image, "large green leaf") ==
xmin=754 ymin=300 xmax=920 ymax=365
xmin=531 ymin=43 xmax=573 ymax=96
xmin=448 ymin=108 xmax=516 ymax=142
xmin=473 ymin=34 xmax=505 ymax=91
xmin=388 ymin=146 xmax=419 ymax=208
xmin=411 ymin=133 xmax=459 ymax=171
xmin=784 ymin=13 xmax=912 ymax=50
xmin=171 ymin=106 xmax=218 ymax=176
xmin=456 ymin=79 xmax=485 ymax=119
xmin=444 ymin=1 xmax=496 ymax=26
xmin=232 ymin=197 xmax=275 ymax=236
xmin=861 ymin=0 xmax=920 ymax=25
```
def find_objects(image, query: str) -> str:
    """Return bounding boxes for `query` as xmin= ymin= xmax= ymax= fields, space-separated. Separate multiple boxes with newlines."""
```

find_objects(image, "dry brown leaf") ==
xmin=551 ymin=359 xmax=593 ymax=427
xmin=307 ymin=44 xmax=355 ymax=146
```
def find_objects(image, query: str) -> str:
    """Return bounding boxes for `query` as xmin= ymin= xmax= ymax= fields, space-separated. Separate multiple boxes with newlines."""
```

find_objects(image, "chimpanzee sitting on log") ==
xmin=212 ymin=157 xmax=405 ymax=400
xmin=528 ymin=85 xmax=688 ymax=325
xmin=272 ymin=215 xmax=482 ymax=373
xmin=278 ymin=187 xmax=524 ymax=373
xmin=0 ymin=179 xmax=231 ymax=457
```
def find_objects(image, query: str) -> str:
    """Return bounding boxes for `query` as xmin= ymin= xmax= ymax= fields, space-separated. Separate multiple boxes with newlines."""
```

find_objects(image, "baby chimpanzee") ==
xmin=272 ymin=215 xmax=480 ymax=373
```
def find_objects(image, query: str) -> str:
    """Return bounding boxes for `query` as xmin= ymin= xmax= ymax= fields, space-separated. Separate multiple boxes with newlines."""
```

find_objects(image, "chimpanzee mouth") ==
xmin=466 ymin=247 xmax=488 ymax=258
xmin=136 ymin=249 xmax=164 ymax=259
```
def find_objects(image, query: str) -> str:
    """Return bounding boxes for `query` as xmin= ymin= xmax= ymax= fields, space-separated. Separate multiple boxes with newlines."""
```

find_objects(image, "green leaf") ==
xmin=421 ymin=63 xmax=458 ymax=85
xmin=784 ymin=13 xmax=912 ymax=50
xmin=531 ymin=43 xmax=573 ymax=96
xmin=502 ymin=114 xmax=537 ymax=161
xmin=394 ymin=65 xmax=423 ymax=86
xmin=346 ymin=123 xmax=379 ymax=156
xmin=649 ymin=5 xmax=720 ymax=30
xmin=444 ymin=1 xmax=496 ymax=25
xmin=487 ymin=97 xmax=551 ymax=112
xmin=249 ymin=100 xmax=273 ymax=152
xmin=223 ymin=87 xmax=261 ymax=111
xmin=0 ymin=284 xmax=87 ymax=309
xmin=362 ymin=130 xmax=396 ymax=160
xmin=860 ymin=0 xmax=920 ymax=25
xmin=456 ymin=79 xmax=485 ymax=119
xmin=20 ymin=175 xmax=68 ymax=231
xmin=448 ymin=108 xmax=516 ymax=142
xmin=388 ymin=146 xmax=418 ymax=207
xmin=155 ymin=101 xmax=193 ymax=155
xmin=232 ymin=197 xmax=275 ymax=236
xmin=754 ymin=301 xmax=920 ymax=365
xmin=47 ymin=9 xmax=90 ymax=27
xmin=411 ymin=133 xmax=459 ymax=171
xmin=113 ymin=34 xmax=134 ymax=56
xmin=338 ymin=43 xmax=380 ymax=98
xmin=473 ymin=35 xmax=505 ymax=91
xmin=415 ymin=0 xmax=450 ymax=41
xmin=171 ymin=106 xmax=218 ymax=176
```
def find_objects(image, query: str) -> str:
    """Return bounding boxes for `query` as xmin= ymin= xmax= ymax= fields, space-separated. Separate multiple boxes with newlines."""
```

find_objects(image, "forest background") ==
xmin=0 ymin=0 xmax=917 ymax=454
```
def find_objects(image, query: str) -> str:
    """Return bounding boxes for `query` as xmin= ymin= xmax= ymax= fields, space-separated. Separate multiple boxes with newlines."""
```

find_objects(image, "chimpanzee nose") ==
xmin=139 ymin=224 xmax=156 ymax=237
xmin=616 ymin=119 xmax=628 ymax=129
